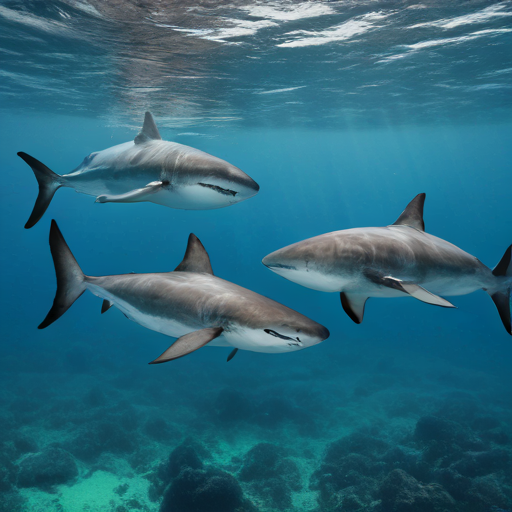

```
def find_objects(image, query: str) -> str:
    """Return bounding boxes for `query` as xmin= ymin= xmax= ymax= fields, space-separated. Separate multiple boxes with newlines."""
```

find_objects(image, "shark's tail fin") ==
xmin=488 ymin=245 xmax=512 ymax=335
xmin=17 ymin=152 xmax=63 ymax=229
xmin=39 ymin=220 xmax=86 ymax=329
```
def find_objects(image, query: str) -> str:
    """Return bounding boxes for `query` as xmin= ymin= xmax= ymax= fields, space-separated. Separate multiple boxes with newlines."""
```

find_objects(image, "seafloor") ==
xmin=1 ymin=338 xmax=511 ymax=512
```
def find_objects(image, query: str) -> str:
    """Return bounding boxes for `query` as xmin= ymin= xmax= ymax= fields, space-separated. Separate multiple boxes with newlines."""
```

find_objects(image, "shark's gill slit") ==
xmin=198 ymin=182 xmax=237 ymax=197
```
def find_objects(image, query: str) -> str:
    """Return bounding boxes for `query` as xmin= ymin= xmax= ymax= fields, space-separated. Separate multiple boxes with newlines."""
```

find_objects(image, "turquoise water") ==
xmin=1 ymin=2 xmax=512 ymax=512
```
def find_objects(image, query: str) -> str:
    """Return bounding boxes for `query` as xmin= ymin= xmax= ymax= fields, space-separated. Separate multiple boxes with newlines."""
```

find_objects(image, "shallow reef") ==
xmin=0 ymin=346 xmax=511 ymax=512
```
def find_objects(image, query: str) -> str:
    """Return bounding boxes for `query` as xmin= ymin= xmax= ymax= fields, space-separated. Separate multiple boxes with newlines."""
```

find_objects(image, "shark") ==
xmin=18 ymin=112 xmax=259 ymax=229
xmin=39 ymin=220 xmax=330 ymax=362
xmin=262 ymin=194 xmax=511 ymax=335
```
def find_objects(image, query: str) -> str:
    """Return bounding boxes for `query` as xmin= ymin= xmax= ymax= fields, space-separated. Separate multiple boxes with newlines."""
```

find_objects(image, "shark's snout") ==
xmin=230 ymin=167 xmax=259 ymax=199
xmin=262 ymin=251 xmax=296 ymax=271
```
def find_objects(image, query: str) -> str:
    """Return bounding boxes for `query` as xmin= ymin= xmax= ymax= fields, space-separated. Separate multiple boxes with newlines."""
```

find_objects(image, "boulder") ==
xmin=160 ymin=467 xmax=246 ymax=512
xmin=17 ymin=447 xmax=78 ymax=489
xmin=379 ymin=469 xmax=456 ymax=512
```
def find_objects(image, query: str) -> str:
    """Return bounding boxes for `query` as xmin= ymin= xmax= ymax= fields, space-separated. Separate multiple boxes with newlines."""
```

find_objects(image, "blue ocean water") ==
xmin=1 ymin=2 xmax=512 ymax=512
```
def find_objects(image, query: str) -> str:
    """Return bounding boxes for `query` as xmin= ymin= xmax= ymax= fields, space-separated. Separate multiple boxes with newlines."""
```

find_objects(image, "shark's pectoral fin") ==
xmin=398 ymin=281 xmax=455 ymax=307
xmin=149 ymin=327 xmax=224 ymax=364
xmin=95 ymin=181 xmax=165 ymax=204
xmin=340 ymin=292 xmax=368 ymax=324
xmin=227 ymin=348 xmax=238 ymax=362
xmin=101 ymin=299 xmax=113 ymax=314
xmin=367 ymin=272 xmax=456 ymax=308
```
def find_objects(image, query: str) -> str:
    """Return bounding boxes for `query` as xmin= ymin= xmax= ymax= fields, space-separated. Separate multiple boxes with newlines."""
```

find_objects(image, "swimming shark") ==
xmin=18 ymin=112 xmax=259 ymax=229
xmin=262 ymin=194 xmax=511 ymax=335
xmin=39 ymin=221 xmax=329 ymax=362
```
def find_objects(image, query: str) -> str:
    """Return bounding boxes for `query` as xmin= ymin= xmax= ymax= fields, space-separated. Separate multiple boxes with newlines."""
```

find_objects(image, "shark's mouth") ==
xmin=198 ymin=182 xmax=237 ymax=197
xmin=266 ymin=263 xmax=297 ymax=270
xmin=264 ymin=329 xmax=303 ymax=347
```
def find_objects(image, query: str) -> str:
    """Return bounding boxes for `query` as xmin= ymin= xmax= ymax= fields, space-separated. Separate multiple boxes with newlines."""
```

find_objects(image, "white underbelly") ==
xmin=87 ymin=285 xmax=310 ymax=354
xmin=87 ymin=284 xmax=197 ymax=338
xmin=269 ymin=267 xmax=348 ymax=293
xmin=150 ymin=184 xmax=237 ymax=210
xmin=69 ymin=176 xmax=152 ymax=197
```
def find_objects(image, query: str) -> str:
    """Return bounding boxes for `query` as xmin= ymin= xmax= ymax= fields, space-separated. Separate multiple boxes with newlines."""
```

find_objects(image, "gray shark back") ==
xmin=88 ymin=271 xmax=323 ymax=333
xmin=263 ymin=193 xmax=511 ymax=335
xmin=18 ymin=112 xmax=259 ymax=226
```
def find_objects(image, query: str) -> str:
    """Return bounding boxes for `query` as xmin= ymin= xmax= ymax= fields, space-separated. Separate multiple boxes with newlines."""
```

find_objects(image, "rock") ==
xmin=239 ymin=443 xmax=300 ymax=510
xmin=67 ymin=420 xmax=136 ymax=462
xmin=437 ymin=468 xmax=473 ymax=501
xmin=240 ymin=443 xmax=301 ymax=489
xmin=414 ymin=416 xmax=485 ymax=454
xmin=451 ymin=449 xmax=510 ymax=477
xmin=316 ymin=476 xmax=378 ymax=512
xmin=160 ymin=467 xmax=247 ymax=512
xmin=481 ymin=428 xmax=510 ymax=446
xmin=312 ymin=435 xmax=386 ymax=512
xmin=13 ymin=435 xmax=38 ymax=455
xmin=467 ymin=474 xmax=512 ymax=511
xmin=239 ymin=443 xmax=284 ymax=482
xmin=17 ymin=447 xmax=78 ymax=489
xmin=0 ymin=491 xmax=26 ymax=512
xmin=251 ymin=477 xmax=291 ymax=510
xmin=143 ymin=417 xmax=177 ymax=442
xmin=167 ymin=442 xmax=204 ymax=478
xmin=148 ymin=439 xmax=206 ymax=500
xmin=324 ymin=431 xmax=389 ymax=461
xmin=0 ymin=449 xmax=16 ymax=492
xmin=379 ymin=469 xmax=456 ymax=512
xmin=381 ymin=447 xmax=431 ymax=481
xmin=472 ymin=416 xmax=501 ymax=431
xmin=434 ymin=392 xmax=481 ymax=422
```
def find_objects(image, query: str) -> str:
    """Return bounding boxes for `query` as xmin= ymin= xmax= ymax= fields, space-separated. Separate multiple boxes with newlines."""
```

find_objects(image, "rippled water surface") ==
xmin=1 ymin=0 xmax=511 ymax=127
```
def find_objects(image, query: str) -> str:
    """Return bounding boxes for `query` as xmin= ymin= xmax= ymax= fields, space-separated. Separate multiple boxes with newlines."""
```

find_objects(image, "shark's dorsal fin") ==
xmin=392 ymin=193 xmax=426 ymax=231
xmin=134 ymin=112 xmax=162 ymax=144
xmin=174 ymin=234 xmax=214 ymax=275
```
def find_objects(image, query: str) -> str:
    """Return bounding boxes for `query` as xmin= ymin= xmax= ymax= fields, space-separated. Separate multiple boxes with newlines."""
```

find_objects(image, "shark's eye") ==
xmin=264 ymin=329 xmax=294 ymax=341
xmin=198 ymin=183 xmax=237 ymax=196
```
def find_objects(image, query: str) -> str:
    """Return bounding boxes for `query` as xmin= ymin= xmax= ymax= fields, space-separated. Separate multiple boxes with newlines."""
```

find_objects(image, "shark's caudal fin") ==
xmin=39 ymin=220 xmax=87 ymax=329
xmin=18 ymin=152 xmax=63 ymax=229
xmin=488 ymin=245 xmax=512 ymax=335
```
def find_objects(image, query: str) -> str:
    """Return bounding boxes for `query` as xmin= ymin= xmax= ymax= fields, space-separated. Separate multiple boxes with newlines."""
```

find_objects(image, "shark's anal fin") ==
xmin=227 ymin=348 xmax=238 ymax=362
xmin=174 ymin=234 xmax=214 ymax=275
xmin=95 ymin=181 xmax=165 ymax=204
xmin=365 ymin=272 xmax=456 ymax=308
xmin=340 ymin=293 xmax=368 ymax=324
xmin=134 ymin=112 xmax=162 ymax=144
xmin=101 ymin=299 xmax=113 ymax=314
xmin=149 ymin=327 xmax=224 ymax=364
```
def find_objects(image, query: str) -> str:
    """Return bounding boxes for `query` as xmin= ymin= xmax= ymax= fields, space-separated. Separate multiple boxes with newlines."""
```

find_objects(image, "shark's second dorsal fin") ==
xmin=392 ymin=193 xmax=426 ymax=231
xmin=134 ymin=112 xmax=162 ymax=144
xmin=174 ymin=234 xmax=214 ymax=275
